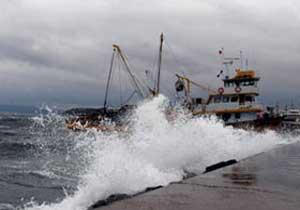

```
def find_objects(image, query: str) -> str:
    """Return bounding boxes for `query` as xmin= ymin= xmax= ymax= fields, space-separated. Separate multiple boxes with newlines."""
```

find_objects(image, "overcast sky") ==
xmin=0 ymin=0 xmax=300 ymax=107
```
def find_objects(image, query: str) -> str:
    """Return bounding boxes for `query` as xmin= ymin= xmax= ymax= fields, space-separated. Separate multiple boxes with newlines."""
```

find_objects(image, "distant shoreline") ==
xmin=0 ymin=104 xmax=39 ymax=114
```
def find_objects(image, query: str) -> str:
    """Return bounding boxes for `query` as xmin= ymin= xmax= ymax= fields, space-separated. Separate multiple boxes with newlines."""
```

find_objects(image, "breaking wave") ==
xmin=24 ymin=95 xmax=298 ymax=210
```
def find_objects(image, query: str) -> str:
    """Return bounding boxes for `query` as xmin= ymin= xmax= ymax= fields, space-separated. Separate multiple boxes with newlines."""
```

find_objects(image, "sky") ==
xmin=0 ymin=0 xmax=300 ymax=108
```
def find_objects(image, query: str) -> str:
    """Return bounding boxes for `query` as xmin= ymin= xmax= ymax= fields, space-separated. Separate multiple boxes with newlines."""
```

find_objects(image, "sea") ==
xmin=0 ymin=95 xmax=299 ymax=210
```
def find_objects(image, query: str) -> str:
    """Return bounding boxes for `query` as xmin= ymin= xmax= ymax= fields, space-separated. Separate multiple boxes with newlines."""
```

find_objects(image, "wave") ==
xmin=0 ymin=203 xmax=15 ymax=210
xmin=24 ymin=95 xmax=299 ymax=210
xmin=0 ymin=142 xmax=37 ymax=158
xmin=0 ymin=171 xmax=75 ymax=191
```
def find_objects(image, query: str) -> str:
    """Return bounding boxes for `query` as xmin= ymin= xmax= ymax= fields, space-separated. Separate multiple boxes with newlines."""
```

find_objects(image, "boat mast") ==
xmin=155 ymin=33 xmax=164 ymax=95
xmin=104 ymin=48 xmax=116 ymax=110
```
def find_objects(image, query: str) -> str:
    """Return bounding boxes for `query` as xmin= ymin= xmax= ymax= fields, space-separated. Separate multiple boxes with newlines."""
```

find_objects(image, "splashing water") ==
xmin=24 ymin=95 xmax=298 ymax=210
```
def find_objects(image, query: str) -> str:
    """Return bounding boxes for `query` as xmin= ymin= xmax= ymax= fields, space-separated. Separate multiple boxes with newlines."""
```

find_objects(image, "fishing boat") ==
xmin=282 ymin=109 xmax=300 ymax=132
xmin=174 ymin=50 xmax=282 ymax=129
xmin=65 ymin=34 xmax=165 ymax=131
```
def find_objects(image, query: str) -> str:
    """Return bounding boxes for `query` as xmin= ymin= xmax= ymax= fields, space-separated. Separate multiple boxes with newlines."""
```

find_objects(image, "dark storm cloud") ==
xmin=0 ymin=0 xmax=300 ymax=106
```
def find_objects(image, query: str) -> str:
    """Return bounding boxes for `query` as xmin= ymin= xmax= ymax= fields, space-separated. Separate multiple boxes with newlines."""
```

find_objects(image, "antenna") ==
xmin=275 ymin=101 xmax=279 ymax=114
xmin=240 ymin=50 xmax=243 ymax=69
xmin=291 ymin=99 xmax=294 ymax=109
xmin=223 ymin=58 xmax=237 ymax=78
xmin=222 ymin=61 xmax=232 ymax=78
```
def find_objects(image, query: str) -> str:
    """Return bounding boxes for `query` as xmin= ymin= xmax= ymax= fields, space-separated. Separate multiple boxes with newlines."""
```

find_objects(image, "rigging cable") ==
xmin=147 ymin=45 xmax=159 ymax=91
xmin=164 ymin=38 xmax=187 ymax=76
xmin=164 ymin=37 xmax=214 ymax=96
xmin=122 ymin=90 xmax=137 ymax=105
xmin=117 ymin=52 xmax=140 ymax=98
xmin=122 ymin=52 xmax=149 ymax=98
xmin=150 ymin=37 xmax=181 ymax=96
xmin=104 ymin=49 xmax=116 ymax=109
xmin=117 ymin=54 xmax=123 ymax=106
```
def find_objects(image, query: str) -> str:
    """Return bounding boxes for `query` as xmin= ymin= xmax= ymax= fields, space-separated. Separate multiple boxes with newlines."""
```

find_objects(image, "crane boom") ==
xmin=113 ymin=44 xmax=147 ymax=98
xmin=189 ymin=79 xmax=217 ymax=94
xmin=175 ymin=74 xmax=217 ymax=95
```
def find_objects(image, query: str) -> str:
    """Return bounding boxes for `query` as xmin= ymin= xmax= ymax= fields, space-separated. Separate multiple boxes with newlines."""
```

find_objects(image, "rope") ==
xmin=123 ymin=91 xmax=137 ymax=105
xmin=150 ymin=47 xmax=159 ymax=90
xmin=108 ymin=54 xmax=117 ymax=107
xmin=122 ymin=52 xmax=148 ymax=98
xmin=117 ymin=56 xmax=123 ymax=106
xmin=164 ymin=38 xmax=186 ymax=76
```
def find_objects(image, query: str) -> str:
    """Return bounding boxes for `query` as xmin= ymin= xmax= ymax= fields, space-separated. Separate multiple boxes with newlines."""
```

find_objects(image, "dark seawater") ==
xmin=0 ymin=97 xmax=299 ymax=210
xmin=0 ymin=112 xmax=84 ymax=209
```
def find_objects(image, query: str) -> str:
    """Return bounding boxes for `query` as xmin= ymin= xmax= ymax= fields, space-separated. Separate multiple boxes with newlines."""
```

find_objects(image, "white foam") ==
xmin=25 ymin=95 xmax=298 ymax=210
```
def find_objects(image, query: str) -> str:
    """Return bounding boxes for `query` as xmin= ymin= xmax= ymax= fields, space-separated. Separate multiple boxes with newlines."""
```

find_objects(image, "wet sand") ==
xmin=93 ymin=142 xmax=300 ymax=210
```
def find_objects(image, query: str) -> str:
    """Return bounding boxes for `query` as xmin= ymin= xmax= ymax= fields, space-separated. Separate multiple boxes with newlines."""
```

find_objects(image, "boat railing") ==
xmin=205 ymin=102 xmax=263 ymax=111
xmin=223 ymin=86 xmax=259 ymax=94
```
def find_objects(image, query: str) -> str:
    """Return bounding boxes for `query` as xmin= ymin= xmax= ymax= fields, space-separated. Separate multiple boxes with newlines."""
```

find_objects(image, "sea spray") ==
xmin=25 ymin=95 xmax=298 ymax=210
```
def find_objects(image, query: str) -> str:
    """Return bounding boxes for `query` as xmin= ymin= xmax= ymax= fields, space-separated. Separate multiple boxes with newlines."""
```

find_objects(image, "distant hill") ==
xmin=0 ymin=105 xmax=38 ymax=114
xmin=64 ymin=104 xmax=135 ymax=116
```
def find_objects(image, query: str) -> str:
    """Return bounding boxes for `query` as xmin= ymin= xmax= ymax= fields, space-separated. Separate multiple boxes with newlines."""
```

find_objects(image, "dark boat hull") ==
xmin=228 ymin=116 xmax=285 ymax=132
xmin=64 ymin=105 xmax=135 ymax=131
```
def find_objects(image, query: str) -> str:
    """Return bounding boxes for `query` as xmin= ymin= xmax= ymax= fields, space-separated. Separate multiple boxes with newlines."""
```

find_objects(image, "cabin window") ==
xmin=245 ymin=96 xmax=253 ymax=102
xmin=225 ymin=82 xmax=234 ymax=87
xmin=235 ymin=113 xmax=241 ymax=119
xmin=214 ymin=96 xmax=221 ymax=103
xmin=192 ymin=98 xmax=203 ymax=104
xmin=239 ymin=95 xmax=245 ymax=104
xmin=222 ymin=113 xmax=231 ymax=122
xmin=231 ymin=96 xmax=238 ymax=102
xmin=195 ymin=98 xmax=203 ymax=104
xmin=223 ymin=96 xmax=229 ymax=103
xmin=242 ymin=81 xmax=249 ymax=86
xmin=246 ymin=80 xmax=255 ymax=86
xmin=240 ymin=80 xmax=256 ymax=86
